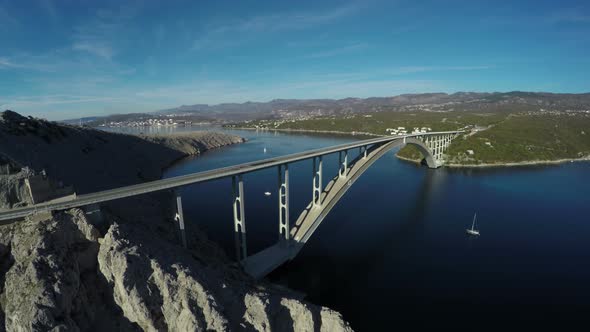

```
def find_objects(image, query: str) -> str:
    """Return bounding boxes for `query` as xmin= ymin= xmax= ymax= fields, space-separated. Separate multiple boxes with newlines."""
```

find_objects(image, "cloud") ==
xmin=70 ymin=5 xmax=138 ymax=59
xmin=193 ymin=3 xmax=359 ymax=50
xmin=391 ymin=65 xmax=491 ymax=75
xmin=0 ymin=54 xmax=61 ymax=71
xmin=2 ymin=95 xmax=121 ymax=108
xmin=0 ymin=50 xmax=131 ymax=73
xmin=0 ymin=57 xmax=18 ymax=69
xmin=304 ymin=43 xmax=368 ymax=59
xmin=72 ymin=41 xmax=114 ymax=59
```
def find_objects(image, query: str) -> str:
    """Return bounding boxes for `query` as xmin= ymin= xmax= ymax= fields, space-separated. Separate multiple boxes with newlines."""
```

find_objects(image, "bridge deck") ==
xmin=242 ymin=243 xmax=293 ymax=278
xmin=0 ymin=131 xmax=461 ymax=222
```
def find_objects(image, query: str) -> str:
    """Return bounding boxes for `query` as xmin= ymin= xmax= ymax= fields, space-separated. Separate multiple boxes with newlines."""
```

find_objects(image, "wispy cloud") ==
xmin=304 ymin=43 xmax=368 ymax=59
xmin=391 ymin=65 xmax=491 ymax=75
xmin=0 ymin=50 xmax=132 ymax=73
xmin=72 ymin=41 xmax=114 ymax=59
xmin=0 ymin=57 xmax=19 ymax=69
xmin=2 ymin=95 xmax=121 ymax=108
xmin=70 ymin=5 xmax=138 ymax=59
xmin=0 ymin=53 xmax=64 ymax=72
xmin=193 ymin=3 xmax=359 ymax=50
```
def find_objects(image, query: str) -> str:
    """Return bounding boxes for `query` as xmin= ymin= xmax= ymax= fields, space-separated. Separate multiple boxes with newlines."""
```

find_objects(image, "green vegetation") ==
xmin=271 ymin=111 xmax=507 ymax=133
xmin=444 ymin=114 xmax=590 ymax=164
xmin=242 ymin=110 xmax=590 ymax=165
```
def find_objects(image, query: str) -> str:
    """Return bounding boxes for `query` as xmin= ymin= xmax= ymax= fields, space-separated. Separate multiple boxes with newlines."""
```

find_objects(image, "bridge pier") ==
xmin=278 ymin=164 xmax=290 ymax=243
xmin=359 ymin=146 xmax=368 ymax=159
xmin=175 ymin=195 xmax=188 ymax=248
xmin=312 ymin=156 xmax=323 ymax=207
xmin=338 ymin=150 xmax=348 ymax=178
xmin=232 ymin=175 xmax=247 ymax=261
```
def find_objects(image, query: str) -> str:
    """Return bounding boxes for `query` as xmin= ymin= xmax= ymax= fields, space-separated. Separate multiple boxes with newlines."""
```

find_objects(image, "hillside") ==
xmin=0 ymin=110 xmax=243 ymax=194
xmin=235 ymin=108 xmax=590 ymax=166
xmin=80 ymin=91 xmax=590 ymax=127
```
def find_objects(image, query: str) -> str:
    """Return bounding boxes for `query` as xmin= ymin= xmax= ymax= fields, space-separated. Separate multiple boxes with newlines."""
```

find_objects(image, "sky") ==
xmin=0 ymin=0 xmax=589 ymax=120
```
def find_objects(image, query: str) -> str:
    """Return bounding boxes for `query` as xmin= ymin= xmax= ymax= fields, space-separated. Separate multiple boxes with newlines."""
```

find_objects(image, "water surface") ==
xmin=111 ymin=126 xmax=590 ymax=329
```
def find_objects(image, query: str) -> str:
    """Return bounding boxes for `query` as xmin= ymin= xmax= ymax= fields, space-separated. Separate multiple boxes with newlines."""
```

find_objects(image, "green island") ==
xmin=229 ymin=109 xmax=590 ymax=167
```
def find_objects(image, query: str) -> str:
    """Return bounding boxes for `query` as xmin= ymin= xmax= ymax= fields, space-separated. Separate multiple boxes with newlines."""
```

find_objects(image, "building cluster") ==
xmin=248 ymin=117 xmax=313 ymax=129
xmin=100 ymin=118 xmax=192 ymax=128
xmin=386 ymin=127 xmax=432 ymax=135
xmin=525 ymin=109 xmax=590 ymax=116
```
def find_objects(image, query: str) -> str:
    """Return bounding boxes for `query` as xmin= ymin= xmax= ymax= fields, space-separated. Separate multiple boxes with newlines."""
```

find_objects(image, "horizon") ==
xmin=5 ymin=89 xmax=590 ymax=122
xmin=1 ymin=0 xmax=589 ymax=120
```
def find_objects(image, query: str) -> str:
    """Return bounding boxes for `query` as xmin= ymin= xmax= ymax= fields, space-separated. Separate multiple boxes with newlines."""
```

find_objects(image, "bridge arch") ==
xmin=403 ymin=137 xmax=437 ymax=169
xmin=243 ymin=135 xmax=447 ymax=277
xmin=289 ymin=138 xmax=436 ymax=246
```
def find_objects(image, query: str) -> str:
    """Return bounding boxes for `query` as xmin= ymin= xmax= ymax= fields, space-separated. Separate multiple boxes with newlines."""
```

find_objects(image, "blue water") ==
xmin=112 ymin=126 xmax=590 ymax=330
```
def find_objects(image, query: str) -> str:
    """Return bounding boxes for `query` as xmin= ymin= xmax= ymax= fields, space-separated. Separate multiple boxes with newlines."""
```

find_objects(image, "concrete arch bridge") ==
xmin=0 ymin=131 xmax=463 ymax=278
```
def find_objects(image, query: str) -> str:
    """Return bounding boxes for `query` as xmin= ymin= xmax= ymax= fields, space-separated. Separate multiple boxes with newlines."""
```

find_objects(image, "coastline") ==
xmin=232 ymin=125 xmax=590 ymax=169
xmin=226 ymin=126 xmax=382 ymax=137
xmin=395 ymin=153 xmax=590 ymax=168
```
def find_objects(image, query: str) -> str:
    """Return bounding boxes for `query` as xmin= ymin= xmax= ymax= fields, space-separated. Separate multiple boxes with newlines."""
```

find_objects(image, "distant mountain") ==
xmin=75 ymin=91 xmax=590 ymax=126
xmin=157 ymin=91 xmax=590 ymax=118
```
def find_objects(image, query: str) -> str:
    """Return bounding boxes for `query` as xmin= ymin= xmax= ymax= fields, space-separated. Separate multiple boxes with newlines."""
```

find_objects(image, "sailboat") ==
xmin=466 ymin=213 xmax=480 ymax=236
xmin=263 ymin=146 xmax=267 ymax=154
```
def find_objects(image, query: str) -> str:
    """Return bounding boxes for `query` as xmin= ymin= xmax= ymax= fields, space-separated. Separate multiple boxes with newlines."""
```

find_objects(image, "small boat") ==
xmin=264 ymin=191 xmax=271 ymax=196
xmin=263 ymin=147 xmax=267 ymax=153
xmin=466 ymin=213 xmax=480 ymax=236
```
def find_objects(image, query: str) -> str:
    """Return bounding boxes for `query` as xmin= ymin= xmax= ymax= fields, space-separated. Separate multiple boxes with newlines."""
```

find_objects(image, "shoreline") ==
xmin=225 ymin=126 xmax=382 ymax=138
xmin=396 ymin=154 xmax=590 ymax=168
xmin=232 ymin=126 xmax=590 ymax=169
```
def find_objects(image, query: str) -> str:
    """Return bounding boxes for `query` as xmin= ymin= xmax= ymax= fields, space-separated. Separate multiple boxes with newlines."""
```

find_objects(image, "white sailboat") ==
xmin=466 ymin=213 xmax=480 ymax=236
xmin=263 ymin=146 xmax=267 ymax=154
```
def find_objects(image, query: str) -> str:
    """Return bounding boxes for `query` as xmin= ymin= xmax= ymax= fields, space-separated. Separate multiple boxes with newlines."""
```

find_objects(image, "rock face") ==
xmin=98 ymin=223 xmax=352 ymax=332
xmin=0 ymin=170 xmax=33 ymax=210
xmin=1 ymin=209 xmax=137 ymax=332
xmin=141 ymin=132 xmax=246 ymax=156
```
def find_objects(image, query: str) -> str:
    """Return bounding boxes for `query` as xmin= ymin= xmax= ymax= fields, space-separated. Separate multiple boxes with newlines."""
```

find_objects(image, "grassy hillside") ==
xmin=444 ymin=114 xmax=590 ymax=164
xmin=242 ymin=110 xmax=590 ymax=165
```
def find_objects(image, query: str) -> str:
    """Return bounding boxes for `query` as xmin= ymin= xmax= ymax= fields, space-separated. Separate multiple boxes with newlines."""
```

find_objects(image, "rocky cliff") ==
xmin=0 ymin=111 xmax=352 ymax=331
xmin=0 ymin=110 xmax=244 ymax=194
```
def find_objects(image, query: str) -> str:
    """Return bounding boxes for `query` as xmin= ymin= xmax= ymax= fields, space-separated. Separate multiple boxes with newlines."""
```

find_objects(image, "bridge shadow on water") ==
xmin=268 ymin=156 xmax=453 ymax=330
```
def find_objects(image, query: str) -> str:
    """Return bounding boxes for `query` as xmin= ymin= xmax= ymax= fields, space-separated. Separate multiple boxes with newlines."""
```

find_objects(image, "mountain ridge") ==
xmin=61 ymin=91 xmax=590 ymax=125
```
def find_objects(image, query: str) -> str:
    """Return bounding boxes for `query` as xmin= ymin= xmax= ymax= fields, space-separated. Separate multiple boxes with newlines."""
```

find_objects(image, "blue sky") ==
xmin=0 ymin=0 xmax=589 ymax=120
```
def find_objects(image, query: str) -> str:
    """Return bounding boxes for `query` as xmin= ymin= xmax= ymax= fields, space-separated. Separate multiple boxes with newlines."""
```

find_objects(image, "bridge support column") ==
xmin=312 ymin=156 xmax=323 ymax=207
xmin=175 ymin=195 xmax=188 ymax=248
xmin=232 ymin=175 xmax=247 ymax=261
xmin=359 ymin=146 xmax=368 ymax=160
xmin=278 ymin=164 xmax=290 ymax=243
xmin=338 ymin=150 xmax=348 ymax=178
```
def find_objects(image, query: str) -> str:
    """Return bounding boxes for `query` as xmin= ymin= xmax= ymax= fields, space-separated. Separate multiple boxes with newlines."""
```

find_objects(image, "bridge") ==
xmin=0 ymin=130 xmax=463 ymax=278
